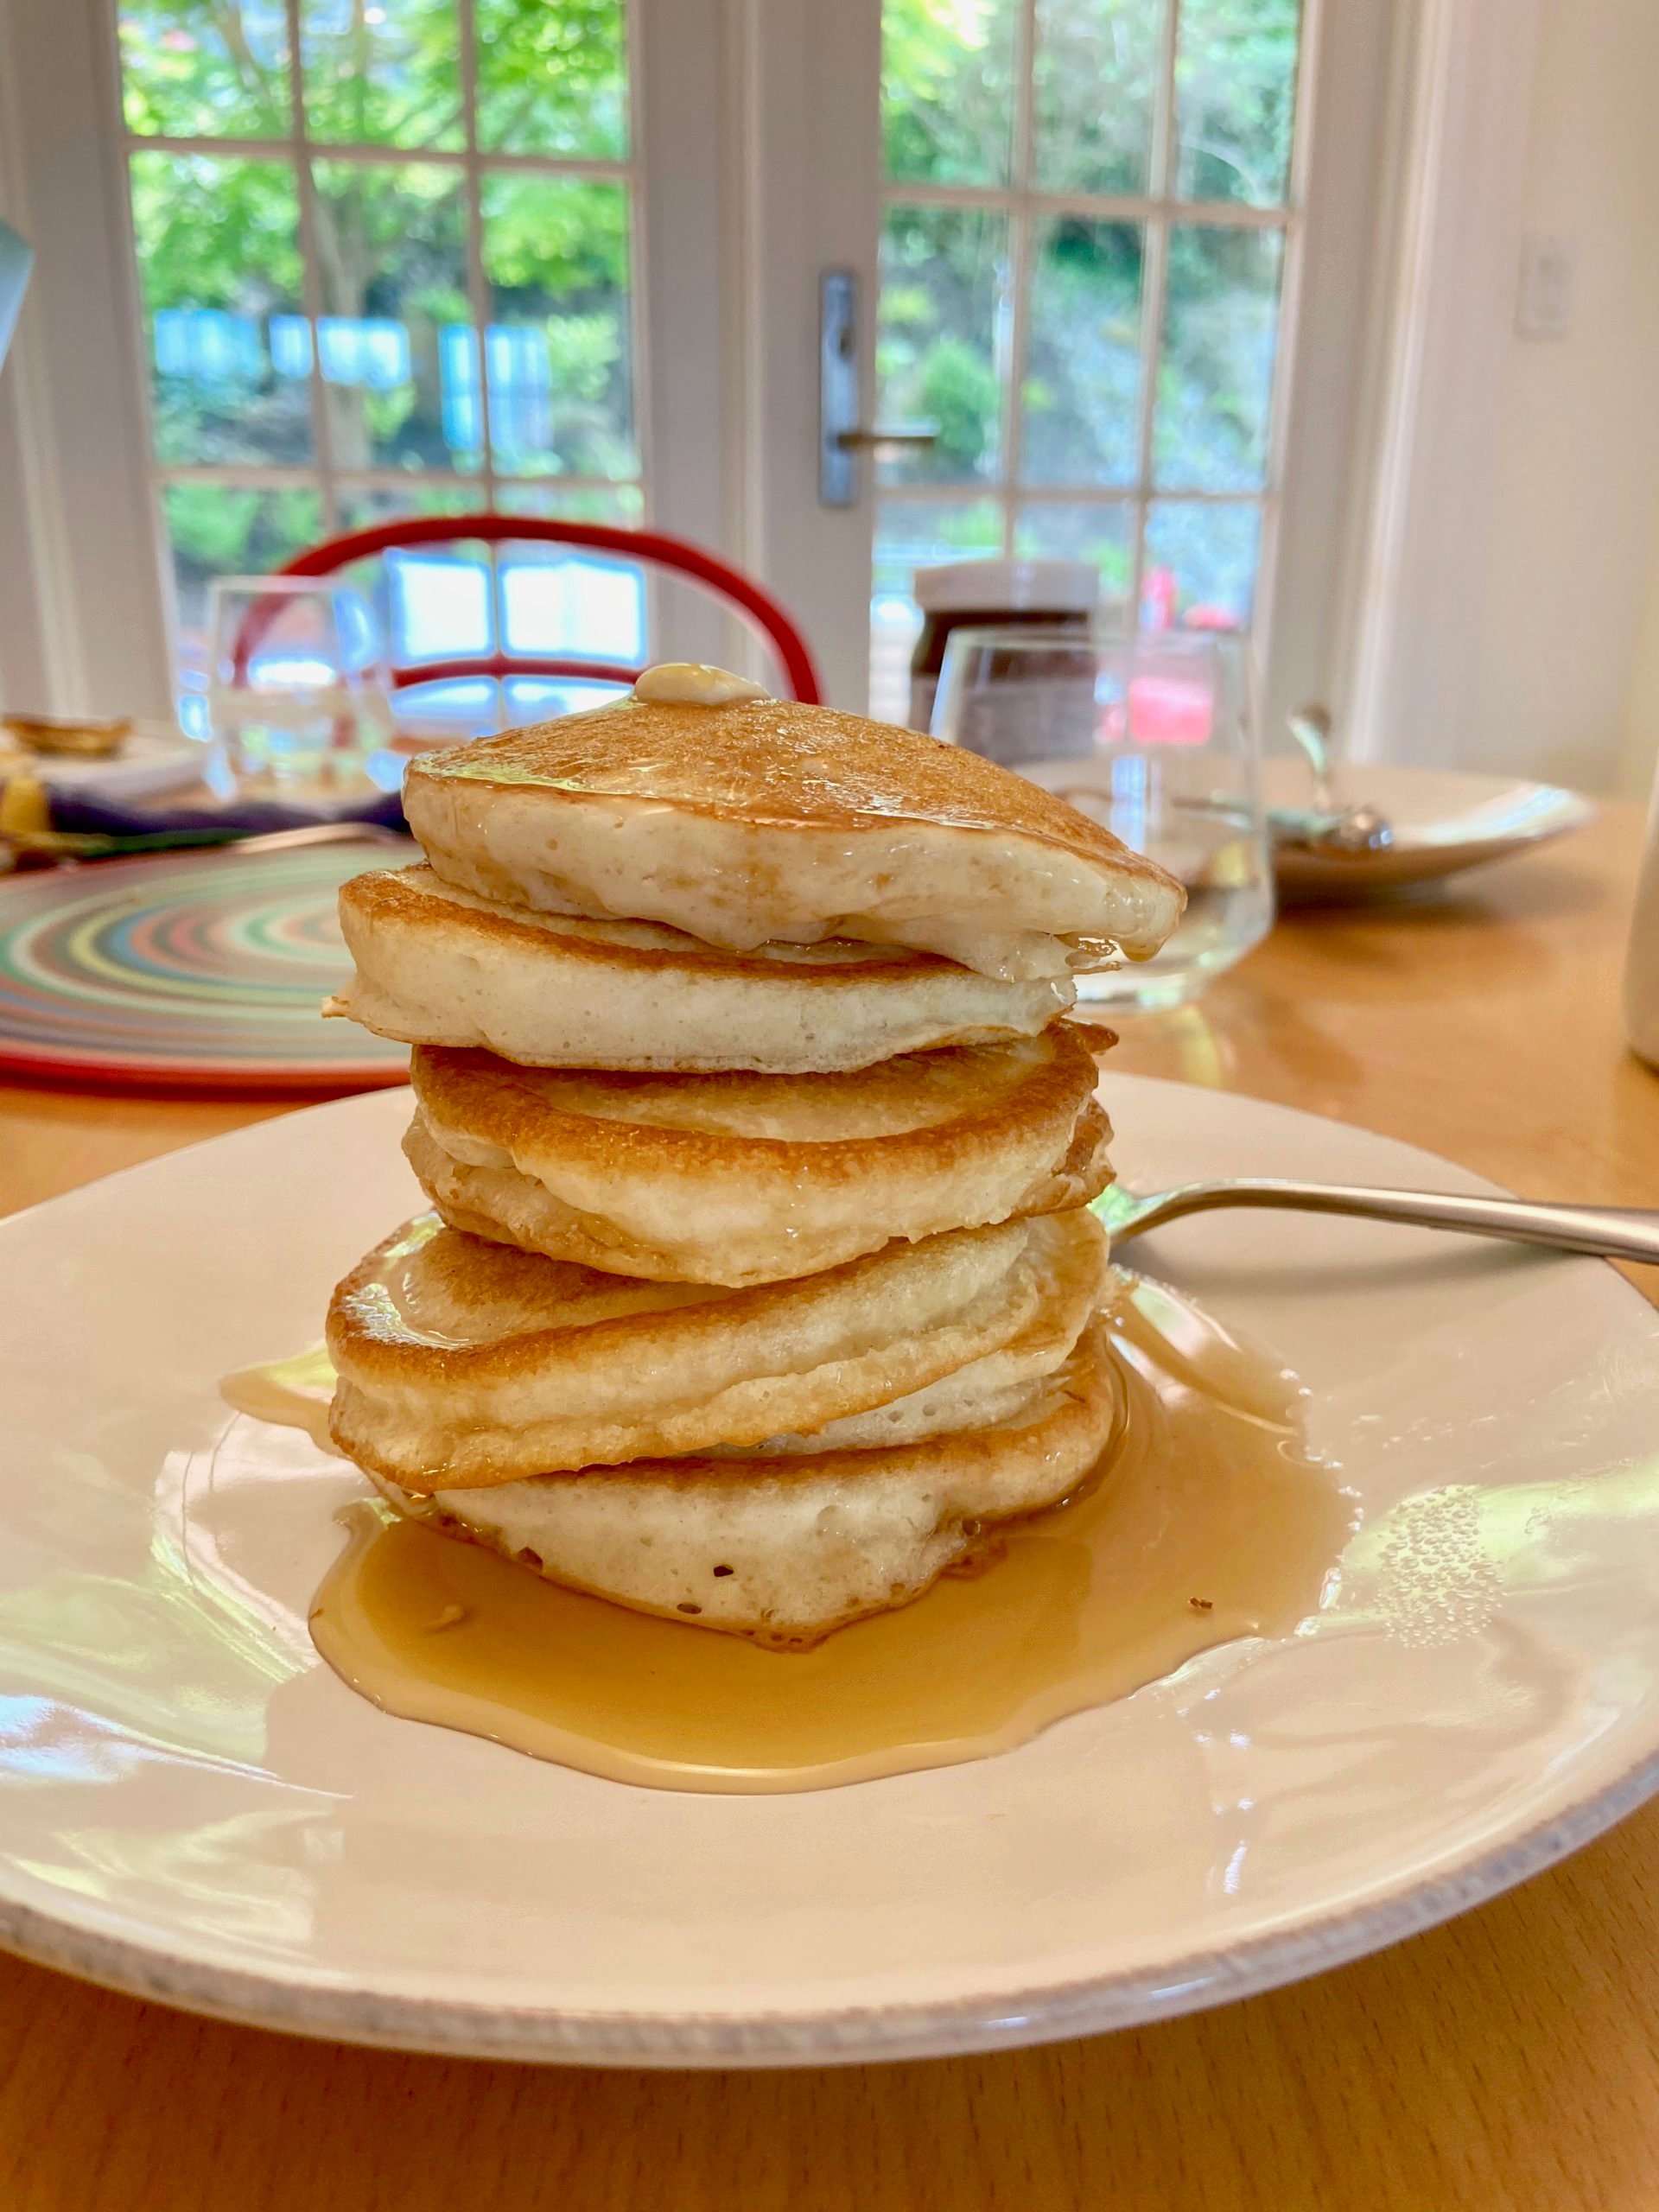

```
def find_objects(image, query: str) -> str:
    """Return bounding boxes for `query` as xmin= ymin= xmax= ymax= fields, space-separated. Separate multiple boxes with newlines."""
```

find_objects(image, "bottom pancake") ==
xmin=370 ymin=1321 xmax=1120 ymax=1649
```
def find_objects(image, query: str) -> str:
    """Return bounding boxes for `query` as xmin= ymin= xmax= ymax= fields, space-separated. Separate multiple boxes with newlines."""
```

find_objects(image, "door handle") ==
xmin=834 ymin=426 xmax=939 ymax=451
xmin=820 ymin=270 xmax=938 ymax=505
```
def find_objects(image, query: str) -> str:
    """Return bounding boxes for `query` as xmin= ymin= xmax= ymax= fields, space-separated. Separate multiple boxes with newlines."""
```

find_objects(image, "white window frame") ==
xmin=0 ymin=0 xmax=732 ymax=711
xmin=868 ymin=0 xmax=1310 ymax=638
xmin=0 ymin=0 xmax=1549 ymax=760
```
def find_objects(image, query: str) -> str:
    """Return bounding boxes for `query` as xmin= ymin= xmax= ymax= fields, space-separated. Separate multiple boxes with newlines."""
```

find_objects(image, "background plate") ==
xmin=0 ymin=1078 xmax=1656 ymax=2063
xmin=1262 ymin=760 xmax=1595 ymax=899
xmin=0 ymin=844 xmax=408 ymax=1090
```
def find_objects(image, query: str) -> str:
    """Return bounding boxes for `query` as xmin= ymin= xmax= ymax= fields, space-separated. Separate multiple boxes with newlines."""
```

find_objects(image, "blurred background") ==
xmin=0 ymin=0 xmax=1656 ymax=796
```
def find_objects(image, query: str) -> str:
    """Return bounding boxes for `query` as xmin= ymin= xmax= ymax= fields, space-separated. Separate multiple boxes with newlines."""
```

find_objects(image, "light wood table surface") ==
xmin=0 ymin=806 xmax=1656 ymax=2211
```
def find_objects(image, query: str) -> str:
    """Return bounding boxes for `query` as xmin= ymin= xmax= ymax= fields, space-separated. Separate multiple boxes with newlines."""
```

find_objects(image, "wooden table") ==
xmin=1 ymin=808 xmax=1656 ymax=2211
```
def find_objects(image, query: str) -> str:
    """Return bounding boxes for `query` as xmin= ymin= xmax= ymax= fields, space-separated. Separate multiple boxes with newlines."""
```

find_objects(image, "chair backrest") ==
xmin=279 ymin=513 xmax=822 ymax=704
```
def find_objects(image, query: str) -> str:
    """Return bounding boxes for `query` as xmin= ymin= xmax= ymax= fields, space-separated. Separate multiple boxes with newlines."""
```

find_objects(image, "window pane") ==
xmin=882 ymin=0 xmax=1017 ymax=188
xmin=877 ymin=207 xmax=1007 ymax=488
xmin=499 ymin=550 xmax=645 ymax=663
xmin=162 ymin=480 xmax=323 ymax=673
xmin=1020 ymin=219 xmax=1142 ymax=489
xmin=495 ymin=481 xmax=645 ymax=524
xmin=1175 ymin=0 xmax=1301 ymax=207
xmin=481 ymin=176 xmax=636 ymax=480
xmin=1033 ymin=0 xmax=1163 ymax=196
xmin=474 ymin=0 xmax=628 ymax=158
xmin=119 ymin=0 xmax=290 ymax=138
xmin=310 ymin=162 xmax=479 ymax=474
xmin=131 ymin=154 xmax=310 ymax=467
xmin=505 ymin=675 xmax=630 ymax=720
xmin=386 ymin=545 xmax=493 ymax=661
xmin=335 ymin=482 xmax=481 ymax=530
xmin=300 ymin=0 xmax=462 ymax=149
xmin=869 ymin=496 xmax=1002 ymax=722
xmin=1014 ymin=502 xmax=1133 ymax=605
xmin=1154 ymin=226 xmax=1282 ymax=491
xmin=1142 ymin=500 xmax=1261 ymax=628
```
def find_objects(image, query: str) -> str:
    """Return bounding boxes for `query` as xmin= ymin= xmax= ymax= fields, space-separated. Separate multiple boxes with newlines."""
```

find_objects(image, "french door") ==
xmin=739 ymin=0 xmax=1395 ymax=734
xmin=0 ymin=0 xmax=1390 ymax=733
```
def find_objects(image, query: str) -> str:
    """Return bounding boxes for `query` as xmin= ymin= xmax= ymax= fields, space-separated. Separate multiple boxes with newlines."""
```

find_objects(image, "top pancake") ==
xmin=402 ymin=679 xmax=1185 ymax=982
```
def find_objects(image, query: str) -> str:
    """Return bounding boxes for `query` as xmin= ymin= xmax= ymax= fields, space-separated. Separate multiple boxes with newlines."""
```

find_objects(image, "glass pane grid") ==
xmin=117 ymin=0 xmax=644 ymax=672
xmin=878 ymin=0 xmax=1302 ymax=655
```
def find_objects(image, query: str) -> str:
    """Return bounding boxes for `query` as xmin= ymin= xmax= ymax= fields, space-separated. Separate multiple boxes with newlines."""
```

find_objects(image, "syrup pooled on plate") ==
xmin=233 ymin=1274 xmax=1352 ymax=1793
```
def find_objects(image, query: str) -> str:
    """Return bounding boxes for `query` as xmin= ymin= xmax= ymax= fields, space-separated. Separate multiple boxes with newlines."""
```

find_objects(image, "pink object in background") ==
xmin=1100 ymin=676 xmax=1215 ymax=747
xmin=1141 ymin=567 xmax=1178 ymax=632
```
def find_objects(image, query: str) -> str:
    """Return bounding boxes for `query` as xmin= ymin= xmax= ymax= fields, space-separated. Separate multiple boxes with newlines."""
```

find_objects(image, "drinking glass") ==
xmin=207 ymin=575 xmax=393 ymax=793
xmin=932 ymin=626 xmax=1272 ymax=1007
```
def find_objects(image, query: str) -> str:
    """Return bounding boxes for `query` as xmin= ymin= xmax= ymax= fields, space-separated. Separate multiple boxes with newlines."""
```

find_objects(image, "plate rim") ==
xmin=4 ymin=1726 xmax=1658 ymax=2068
xmin=0 ymin=1076 xmax=1656 ymax=2066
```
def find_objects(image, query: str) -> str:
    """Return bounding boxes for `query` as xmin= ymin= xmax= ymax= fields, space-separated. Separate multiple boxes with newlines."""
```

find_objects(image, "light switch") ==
xmin=1516 ymin=234 xmax=1577 ymax=340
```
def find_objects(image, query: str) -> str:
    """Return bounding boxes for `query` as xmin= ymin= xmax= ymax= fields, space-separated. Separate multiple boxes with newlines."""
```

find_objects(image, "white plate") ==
xmin=7 ymin=720 xmax=207 ymax=804
xmin=1262 ymin=760 xmax=1595 ymax=899
xmin=1 ymin=1081 xmax=1656 ymax=2065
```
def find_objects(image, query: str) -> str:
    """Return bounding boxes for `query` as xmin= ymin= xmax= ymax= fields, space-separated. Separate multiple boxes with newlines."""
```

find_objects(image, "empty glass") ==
xmin=931 ymin=626 xmax=1272 ymax=1007
xmin=207 ymin=575 xmax=393 ymax=793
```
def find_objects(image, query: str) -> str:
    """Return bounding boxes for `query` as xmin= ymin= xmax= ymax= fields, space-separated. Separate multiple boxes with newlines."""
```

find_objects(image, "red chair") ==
xmin=278 ymin=514 xmax=822 ymax=704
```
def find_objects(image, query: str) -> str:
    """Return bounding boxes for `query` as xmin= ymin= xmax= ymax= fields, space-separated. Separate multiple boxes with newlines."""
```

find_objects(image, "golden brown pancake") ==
xmin=326 ymin=865 xmax=1077 ymax=1074
xmin=373 ymin=1320 xmax=1121 ymax=1646
xmin=403 ymin=1022 xmax=1115 ymax=1287
xmin=400 ymin=679 xmax=1185 ymax=981
xmin=327 ymin=1207 xmax=1108 ymax=1489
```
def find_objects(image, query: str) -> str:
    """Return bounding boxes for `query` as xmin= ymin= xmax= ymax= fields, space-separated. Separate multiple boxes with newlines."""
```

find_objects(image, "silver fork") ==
xmin=1096 ymin=1178 xmax=1659 ymax=1266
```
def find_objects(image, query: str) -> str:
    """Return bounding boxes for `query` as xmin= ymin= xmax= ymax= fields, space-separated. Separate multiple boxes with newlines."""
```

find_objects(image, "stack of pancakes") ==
xmin=323 ymin=662 xmax=1184 ymax=1647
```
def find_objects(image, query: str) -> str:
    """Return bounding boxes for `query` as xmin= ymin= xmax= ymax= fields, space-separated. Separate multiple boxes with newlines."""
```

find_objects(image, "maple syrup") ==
xmin=230 ymin=1274 xmax=1352 ymax=1792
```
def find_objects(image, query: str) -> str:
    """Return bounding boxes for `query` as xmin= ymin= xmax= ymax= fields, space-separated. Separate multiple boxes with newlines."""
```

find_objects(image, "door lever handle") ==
xmin=834 ymin=424 xmax=939 ymax=451
xmin=822 ymin=270 xmax=938 ymax=505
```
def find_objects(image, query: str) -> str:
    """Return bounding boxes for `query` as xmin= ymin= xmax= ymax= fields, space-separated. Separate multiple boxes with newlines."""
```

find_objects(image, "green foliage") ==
xmin=915 ymin=340 xmax=1001 ymax=478
xmin=1030 ymin=0 xmax=1161 ymax=195
xmin=1174 ymin=0 xmax=1300 ymax=205
xmin=119 ymin=0 xmax=289 ymax=137
xmin=130 ymin=150 xmax=301 ymax=314
xmin=120 ymin=0 xmax=628 ymax=157
xmin=125 ymin=0 xmax=1294 ymax=619
xmin=877 ymin=205 xmax=1005 ymax=486
xmin=123 ymin=0 xmax=637 ymax=586
xmin=474 ymin=0 xmax=629 ymax=157
xmin=881 ymin=0 xmax=1014 ymax=186
xmin=302 ymin=0 xmax=463 ymax=150
xmin=163 ymin=483 xmax=321 ymax=626
xmin=480 ymin=175 xmax=629 ymax=296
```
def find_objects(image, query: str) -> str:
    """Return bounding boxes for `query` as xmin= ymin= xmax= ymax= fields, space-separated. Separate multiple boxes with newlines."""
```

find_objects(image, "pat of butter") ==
xmin=632 ymin=662 xmax=771 ymax=707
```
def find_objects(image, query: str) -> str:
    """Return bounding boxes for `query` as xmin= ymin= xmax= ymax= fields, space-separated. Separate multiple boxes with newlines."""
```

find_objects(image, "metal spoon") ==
xmin=1282 ymin=703 xmax=1394 ymax=855
xmin=1096 ymin=1178 xmax=1659 ymax=1266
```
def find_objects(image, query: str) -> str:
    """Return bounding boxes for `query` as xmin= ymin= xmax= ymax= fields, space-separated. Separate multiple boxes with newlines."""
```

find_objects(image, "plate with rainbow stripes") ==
xmin=0 ymin=844 xmax=410 ymax=1091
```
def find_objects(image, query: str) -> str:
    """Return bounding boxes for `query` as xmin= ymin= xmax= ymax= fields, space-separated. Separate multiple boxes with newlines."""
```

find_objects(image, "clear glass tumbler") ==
xmin=931 ymin=626 xmax=1273 ymax=1008
xmin=207 ymin=575 xmax=392 ymax=794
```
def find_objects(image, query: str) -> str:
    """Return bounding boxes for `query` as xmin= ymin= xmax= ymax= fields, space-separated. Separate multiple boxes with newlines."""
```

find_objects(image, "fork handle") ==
xmin=1128 ymin=1179 xmax=1659 ymax=1266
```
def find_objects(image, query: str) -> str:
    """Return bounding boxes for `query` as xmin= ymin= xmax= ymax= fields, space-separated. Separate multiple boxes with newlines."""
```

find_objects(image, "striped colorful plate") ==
xmin=0 ymin=844 xmax=410 ymax=1091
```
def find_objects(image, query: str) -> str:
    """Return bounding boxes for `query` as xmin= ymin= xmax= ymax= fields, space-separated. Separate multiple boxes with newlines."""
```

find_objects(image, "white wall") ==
xmin=1460 ymin=0 xmax=1659 ymax=794
xmin=1617 ymin=509 xmax=1659 ymax=804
